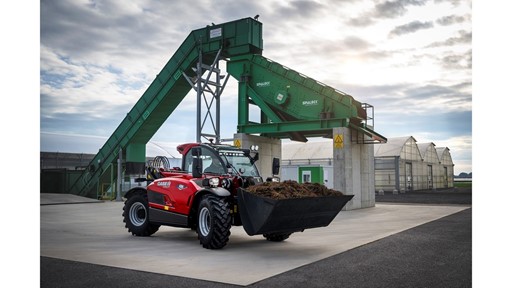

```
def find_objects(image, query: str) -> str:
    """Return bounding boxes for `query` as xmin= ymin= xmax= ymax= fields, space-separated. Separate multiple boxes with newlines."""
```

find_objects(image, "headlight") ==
xmin=208 ymin=177 xmax=220 ymax=187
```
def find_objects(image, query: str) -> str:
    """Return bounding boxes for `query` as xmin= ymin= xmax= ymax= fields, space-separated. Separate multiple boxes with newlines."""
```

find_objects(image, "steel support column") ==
xmin=184 ymin=48 xmax=230 ymax=144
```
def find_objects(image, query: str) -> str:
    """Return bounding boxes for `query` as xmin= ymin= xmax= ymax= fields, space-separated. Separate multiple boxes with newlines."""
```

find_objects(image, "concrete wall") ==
xmin=323 ymin=166 xmax=333 ymax=189
xmin=281 ymin=166 xmax=299 ymax=182
xmin=233 ymin=133 xmax=281 ymax=180
xmin=332 ymin=127 xmax=375 ymax=210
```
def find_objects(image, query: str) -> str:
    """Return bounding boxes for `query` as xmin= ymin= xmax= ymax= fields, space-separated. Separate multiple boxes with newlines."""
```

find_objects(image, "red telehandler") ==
xmin=122 ymin=142 xmax=353 ymax=249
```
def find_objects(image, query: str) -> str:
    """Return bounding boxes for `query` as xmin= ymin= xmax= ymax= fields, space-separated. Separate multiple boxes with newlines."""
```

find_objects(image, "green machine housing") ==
xmin=227 ymin=54 xmax=386 ymax=142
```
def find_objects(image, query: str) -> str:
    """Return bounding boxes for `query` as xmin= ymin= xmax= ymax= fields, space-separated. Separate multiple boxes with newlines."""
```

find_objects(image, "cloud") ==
xmin=348 ymin=0 xmax=428 ymax=26
xmin=208 ymin=1 xmax=267 ymax=22
xmin=40 ymin=47 xmax=146 ymax=118
xmin=405 ymin=82 xmax=471 ymax=101
xmin=433 ymin=0 xmax=465 ymax=6
xmin=378 ymin=110 xmax=472 ymax=142
xmin=440 ymin=50 xmax=472 ymax=69
xmin=389 ymin=20 xmax=434 ymax=37
xmin=427 ymin=30 xmax=472 ymax=47
xmin=274 ymin=0 xmax=326 ymax=19
xmin=341 ymin=36 xmax=371 ymax=50
xmin=374 ymin=0 xmax=428 ymax=19
xmin=40 ymin=1 xmax=221 ymax=73
xmin=347 ymin=17 xmax=375 ymax=27
xmin=436 ymin=14 xmax=471 ymax=26
xmin=345 ymin=80 xmax=471 ymax=118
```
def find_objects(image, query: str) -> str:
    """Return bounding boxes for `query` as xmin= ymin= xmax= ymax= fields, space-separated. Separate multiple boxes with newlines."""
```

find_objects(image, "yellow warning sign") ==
xmin=334 ymin=134 xmax=343 ymax=149
xmin=234 ymin=139 xmax=242 ymax=148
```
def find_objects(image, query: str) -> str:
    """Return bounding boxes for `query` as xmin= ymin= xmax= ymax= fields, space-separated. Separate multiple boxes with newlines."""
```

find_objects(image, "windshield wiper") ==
xmin=220 ymin=155 xmax=242 ymax=176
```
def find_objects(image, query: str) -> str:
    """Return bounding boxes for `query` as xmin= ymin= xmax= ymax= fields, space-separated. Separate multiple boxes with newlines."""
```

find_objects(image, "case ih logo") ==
xmin=157 ymin=181 xmax=171 ymax=188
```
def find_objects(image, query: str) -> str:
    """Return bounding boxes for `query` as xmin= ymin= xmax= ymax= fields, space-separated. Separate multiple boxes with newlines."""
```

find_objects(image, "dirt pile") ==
xmin=244 ymin=180 xmax=344 ymax=199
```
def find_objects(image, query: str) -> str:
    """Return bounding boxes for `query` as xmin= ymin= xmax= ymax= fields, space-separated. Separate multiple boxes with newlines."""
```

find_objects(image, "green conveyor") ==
xmin=68 ymin=18 xmax=263 ymax=197
xmin=67 ymin=17 xmax=385 ymax=199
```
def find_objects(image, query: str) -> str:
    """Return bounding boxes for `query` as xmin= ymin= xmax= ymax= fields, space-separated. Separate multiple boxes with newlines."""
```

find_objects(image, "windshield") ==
xmin=219 ymin=150 xmax=260 ymax=177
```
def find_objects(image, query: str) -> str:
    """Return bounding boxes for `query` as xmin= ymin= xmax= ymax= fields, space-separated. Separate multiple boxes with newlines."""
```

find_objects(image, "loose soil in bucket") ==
xmin=244 ymin=180 xmax=344 ymax=200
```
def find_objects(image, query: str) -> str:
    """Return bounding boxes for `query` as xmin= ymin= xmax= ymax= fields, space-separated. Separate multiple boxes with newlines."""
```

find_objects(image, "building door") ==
xmin=405 ymin=162 xmax=413 ymax=191
xmin=298 ymin=166 xmax=323 ymax=184
xmin=444 ymin=166 xmax=448 ymax=188
xmin=301 ymin=170 xmax=311 ymax=183
xmin=427 ymin=165 xmax=433 ymax=189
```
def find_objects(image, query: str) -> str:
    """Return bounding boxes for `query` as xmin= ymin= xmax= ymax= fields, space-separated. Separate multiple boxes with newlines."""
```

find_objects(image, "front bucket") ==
xmin=237 ymin=188 xmax=354 ymax=236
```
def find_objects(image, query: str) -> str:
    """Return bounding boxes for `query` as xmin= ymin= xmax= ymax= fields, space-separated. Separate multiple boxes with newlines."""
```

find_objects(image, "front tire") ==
xmin=123 ymin=191 xmax=160 ymax=236
xmin=197 ymin=195 xmax=231 ymax=249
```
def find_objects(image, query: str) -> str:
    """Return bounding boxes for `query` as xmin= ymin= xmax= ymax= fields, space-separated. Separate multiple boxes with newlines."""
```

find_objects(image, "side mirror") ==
xmin=272 ymin=157 xmax=280 ymax=176
xmin=191 ymin=148 xmax=203 ymax=178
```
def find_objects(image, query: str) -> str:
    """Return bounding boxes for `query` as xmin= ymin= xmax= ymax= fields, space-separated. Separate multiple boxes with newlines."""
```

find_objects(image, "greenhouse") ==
xmin=435 ymin=146 xmax=455 ymax=189
xmin=374 ymin=136 xmax=454 ymax=192
xmin=416 ymin=142 xmax=440 ymax=190
xmin=280 ymin=136 xmax=454 ymax=192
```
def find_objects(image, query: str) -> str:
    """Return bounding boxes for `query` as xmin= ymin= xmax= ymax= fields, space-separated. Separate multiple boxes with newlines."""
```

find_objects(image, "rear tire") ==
xmin=123 ymin=191 xmax=160 ymax=236
xmin=197 ymin=195 xmax=231 ymax=249
xmin=263 ymin=232 xmax=292 ymax=242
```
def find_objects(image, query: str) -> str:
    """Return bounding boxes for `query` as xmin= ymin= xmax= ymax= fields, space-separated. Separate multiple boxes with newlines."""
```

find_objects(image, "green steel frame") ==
xmin=68 ymin=18 xmax=263 ymax=197
xmin=66 ymin=17 xmax=386 ymax=198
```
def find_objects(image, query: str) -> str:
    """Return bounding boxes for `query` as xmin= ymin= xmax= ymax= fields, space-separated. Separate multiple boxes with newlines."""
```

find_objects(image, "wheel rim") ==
xmin=199 ymin=207 xmax=211 ymax=236
xmin=129 ymin=202 xmax=147 ymax=226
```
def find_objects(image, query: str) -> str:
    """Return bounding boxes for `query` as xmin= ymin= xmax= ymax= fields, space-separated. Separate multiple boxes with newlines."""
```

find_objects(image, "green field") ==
xmin=454 ymin=181 xmax=472 ymax=188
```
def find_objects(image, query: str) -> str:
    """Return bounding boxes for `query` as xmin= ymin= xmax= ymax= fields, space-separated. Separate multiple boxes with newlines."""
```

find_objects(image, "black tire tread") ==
xmin=197 ymin=195 xmax=231 ymax=249
xmin=122 ymin=190 xmax=160 ymax=236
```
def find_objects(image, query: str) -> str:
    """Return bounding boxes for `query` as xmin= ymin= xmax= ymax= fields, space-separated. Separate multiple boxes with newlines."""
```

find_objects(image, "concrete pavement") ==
xmin=40 ymin=193 xmax=470 ymax=286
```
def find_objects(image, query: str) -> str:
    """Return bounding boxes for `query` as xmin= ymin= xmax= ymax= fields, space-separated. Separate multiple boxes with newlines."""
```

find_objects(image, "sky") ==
xmin=37 ymin=0 xmax=473 ymax=174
